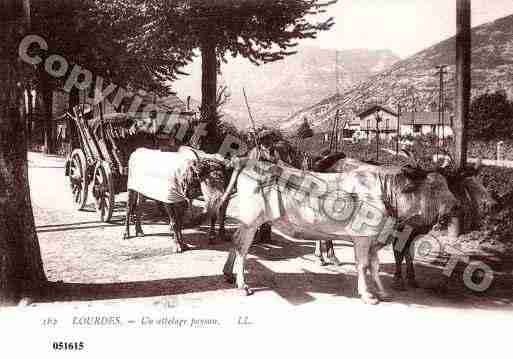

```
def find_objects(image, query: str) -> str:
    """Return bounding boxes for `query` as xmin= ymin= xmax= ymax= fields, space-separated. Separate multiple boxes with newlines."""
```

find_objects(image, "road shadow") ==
xmin=33 ymin=206 xmax=513 ymax=310
xmin=119 ymin=227 xmax=326 ymax=265
xmin=38 ymin=276 xmax=234 ymax=304
xmin=35 ymin=200 xmax=214 ymax=234
xmin=32 ymin=257 xmax=513 ymax=311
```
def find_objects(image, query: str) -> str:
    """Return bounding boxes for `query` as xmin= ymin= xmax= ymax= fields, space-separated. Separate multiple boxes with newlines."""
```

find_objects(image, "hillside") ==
xmin=283 ymin=13 xmax=513 ymax=132
xmin=173 ymin=45 xmax=399 ymax=128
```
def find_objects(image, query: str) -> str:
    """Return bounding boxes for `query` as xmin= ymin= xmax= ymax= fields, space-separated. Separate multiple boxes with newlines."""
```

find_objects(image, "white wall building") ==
xmin=399 ymin=112 xmax=454 ymax=138
xmin=357 ymin=105 xmax=454 ymax=139
xmin=358 ymin=105 xmax=400 ymax=139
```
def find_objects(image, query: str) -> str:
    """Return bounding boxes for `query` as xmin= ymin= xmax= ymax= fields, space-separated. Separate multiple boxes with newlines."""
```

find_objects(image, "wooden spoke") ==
xmin=68 ymin=149 xmax=88 ymax=210
xmin=92 ymin=162 xmax=115 ymax=223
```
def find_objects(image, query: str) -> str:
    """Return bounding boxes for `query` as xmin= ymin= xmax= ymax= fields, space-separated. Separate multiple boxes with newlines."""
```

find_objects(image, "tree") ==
xmin=297 ymin=117 xmax=314 ymax=139
xmin=28 ymin=0 xmax=193 ymax=153
xmin=469 ymin=90 xmax=513 ymax=140
xmin=135 ymin=0 xmax=336 ymax=152
xmin=0 ymin=0 xmax=47 ymax=306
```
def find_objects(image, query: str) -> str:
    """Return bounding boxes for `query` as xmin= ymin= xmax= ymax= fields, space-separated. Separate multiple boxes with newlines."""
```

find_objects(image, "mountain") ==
xmin=283 ymin=13 xmax=513 ymax=132
xmin=173 ymin=45 xmax=399 ymax=129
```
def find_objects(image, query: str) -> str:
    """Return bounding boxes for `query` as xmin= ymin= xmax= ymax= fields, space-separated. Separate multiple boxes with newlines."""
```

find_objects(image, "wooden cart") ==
xmin=64 ymin=108 xmax=193 ymax=223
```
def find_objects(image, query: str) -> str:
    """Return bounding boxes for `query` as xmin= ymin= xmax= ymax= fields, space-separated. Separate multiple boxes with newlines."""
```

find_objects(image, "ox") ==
xmin=124 ymin=146 xmax=230 ymax=253
xmin=392 ymin=158 xmax=497 ymax=290
xmin=219 ymin=158 xmax=460 ymax=304
xmin=319 ymin=156 xmax=497 ymax=290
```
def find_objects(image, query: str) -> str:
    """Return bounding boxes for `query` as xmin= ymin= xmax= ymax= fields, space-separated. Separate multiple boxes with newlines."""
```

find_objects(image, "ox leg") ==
xmin=223 ymin=249 xmax=237 ymax=284
xmin=223 ymin=226 xmax=245 ymax=282
xmin=325 ymin=240 xmax=342 ymax=266
xmin=354 ymin=238 xmax=379 ymax=305
xmin=134 ymin=194 xmax=144 ymax=237
xmin=392 ymin=241 xmax=406 ymax=291
xmin=405 ymin=246 xmax=418 ymax=288
xmin=177 ymin=203 xmax=190 ymax=251
xmin=314 ymin=241 xmax=322 ymax=258
xmin=234 ymin=225 xmax=256 ymax=296
xmin=223 ymin=224 xmax=257 ymax=296
xmin=255 ymin=222 xmax=272 ymax=243
xmin=218 ymin=200 xmax=229 ymax=242
xmin=158 ymin=202 xmax=168 ymax=219
xmin=174 ymin=203 xmax=190 ymax=252
xmin=370 ymin=247 xmax=392 ymax=301
xmin=315 ymin=241 xmax=329 ymax=266
xmin=164 ymin=203 xmax=188 ymax=253
xmin=208 ymin=210 xmax=217 ymax=245
xmin=164 ymin=203 xmax=180 ymax=253
xmin=123 ymin=190 xmax=136 ymax=240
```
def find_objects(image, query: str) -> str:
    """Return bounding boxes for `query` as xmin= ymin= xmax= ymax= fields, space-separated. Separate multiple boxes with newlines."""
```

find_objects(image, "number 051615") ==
xmin=52 ymin=342 xmax=84 ymax=351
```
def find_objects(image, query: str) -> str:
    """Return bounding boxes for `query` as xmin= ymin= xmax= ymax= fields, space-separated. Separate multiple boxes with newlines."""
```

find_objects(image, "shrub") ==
xmin=468 ymin=140 xmax=513 ymax=161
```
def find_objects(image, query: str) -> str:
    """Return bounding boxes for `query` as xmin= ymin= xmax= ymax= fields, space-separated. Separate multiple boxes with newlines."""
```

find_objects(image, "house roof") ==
xmin=399 ymin=112 xmax=453 ymax=125
xmin=358 ymin=105 xmax=398 ymax=119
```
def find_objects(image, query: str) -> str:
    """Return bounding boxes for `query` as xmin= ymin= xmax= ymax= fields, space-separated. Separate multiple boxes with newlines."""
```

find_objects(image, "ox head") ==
xmin=180 ymin=158 xmax=208 ymax=201
xmin=440 ymin=158 xmax=498 ymax=224
xmin=393 ymin=165 xmax=461 ymax=228
xmin=400 ymin=150 xmax=497 ymax=225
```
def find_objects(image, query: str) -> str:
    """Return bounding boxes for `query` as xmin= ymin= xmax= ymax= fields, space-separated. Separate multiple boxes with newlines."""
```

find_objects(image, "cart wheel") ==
xmin=92 ymin=162 xmax=115 ymax=222
xmin=68 ymin=149 xmax=88 ymax=210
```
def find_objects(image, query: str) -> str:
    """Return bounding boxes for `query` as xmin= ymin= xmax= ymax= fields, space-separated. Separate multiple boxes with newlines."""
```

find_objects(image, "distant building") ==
xmin=358 ymin=105 xmax=399 ymax=139
xmin=399 ymin=112 xmax=453 ymax=138
xmin=357 ymin=105 xmax=453 ymax=139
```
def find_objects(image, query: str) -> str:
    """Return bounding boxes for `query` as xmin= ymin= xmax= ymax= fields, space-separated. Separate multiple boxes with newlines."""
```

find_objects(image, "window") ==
xmin=414 ymin=125 xmax=421 ymax=133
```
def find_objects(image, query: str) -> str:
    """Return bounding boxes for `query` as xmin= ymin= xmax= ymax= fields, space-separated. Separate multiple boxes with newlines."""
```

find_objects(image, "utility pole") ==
xmin=410 ymin=92 xmax=418 ymax=134
xmin=375 ymin=110 xmax=382 ymax=162
xmin=396 ymin=103 xmax=401 ymax=158
xmin=435 ymin=64 xmax=448 ymax=156
xmin=449 ymin=0 xmax=472 ymax=238
xmin=455 ymin=0 xmax=471 ymax=170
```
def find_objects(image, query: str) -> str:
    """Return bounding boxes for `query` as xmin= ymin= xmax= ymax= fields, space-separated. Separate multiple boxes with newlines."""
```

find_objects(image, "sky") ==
xmin=173 ymin=1 xmax=513 ymax=99
xmin=311 ymin=0 xmax=513 ymax=58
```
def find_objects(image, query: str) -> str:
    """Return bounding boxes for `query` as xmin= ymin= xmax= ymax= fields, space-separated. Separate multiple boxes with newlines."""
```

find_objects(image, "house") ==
xmin=357 ymin=105 xmax=454 ymax=139
xmin=358 ymin=105 xmax=399 ymax=139
xmin=399 ymin=112 xmax=454 ymax=138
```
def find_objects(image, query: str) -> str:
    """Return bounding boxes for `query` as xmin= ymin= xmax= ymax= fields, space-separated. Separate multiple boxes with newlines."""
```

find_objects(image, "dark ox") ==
xmin=124 ymin=147 xmax=230 ymax=253
xmin=219 ymin=158 xmax=459 ymax=304
xmin=321 ymin=156 xmax=497 ymax=290
xmin=392 ymin=160 xmax=497 ymax=290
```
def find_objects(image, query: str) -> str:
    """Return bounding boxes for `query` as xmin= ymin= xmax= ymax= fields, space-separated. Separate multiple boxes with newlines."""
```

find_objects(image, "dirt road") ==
xmin=27 ymin=152 xmax=513 ymax=313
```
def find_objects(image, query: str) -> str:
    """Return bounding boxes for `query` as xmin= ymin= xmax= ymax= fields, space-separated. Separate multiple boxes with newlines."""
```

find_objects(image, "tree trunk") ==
xmin=200 ymin=38 xmax=218 ymax=153
xmin=26 ymin=84 xmax=33 ymax=145
xmin=0 ymin=0 xmax=47 ymax=306
xmin=38 ymin=68 xmax=54 ymax=154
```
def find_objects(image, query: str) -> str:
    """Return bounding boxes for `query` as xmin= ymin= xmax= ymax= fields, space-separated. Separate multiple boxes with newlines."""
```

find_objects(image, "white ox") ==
xmin=220 ymin=158 xmax=460 ymax=304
